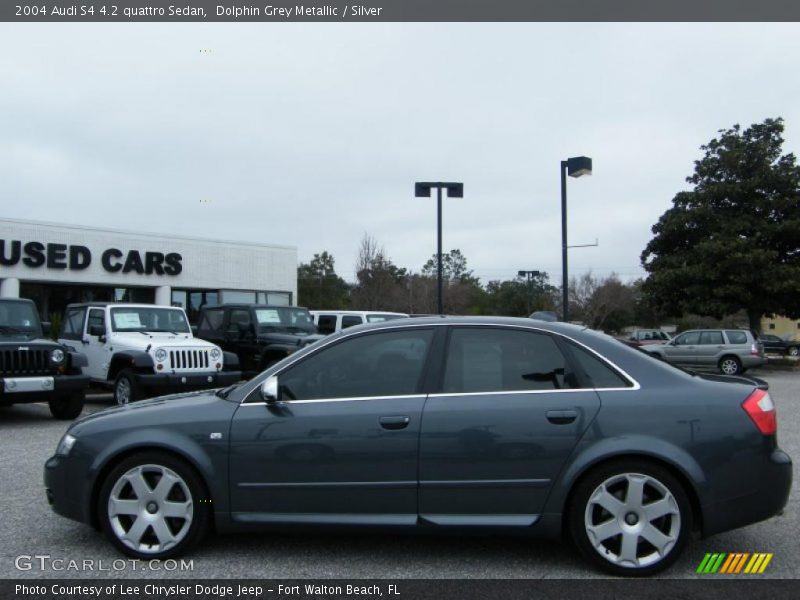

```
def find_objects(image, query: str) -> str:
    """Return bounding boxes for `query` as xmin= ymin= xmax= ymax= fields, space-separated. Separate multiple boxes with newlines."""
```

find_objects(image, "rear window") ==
xmin=568 ymin=343 xmax=633 ymax=389
xmin=725 ymin=330 xmax=748 ymax=344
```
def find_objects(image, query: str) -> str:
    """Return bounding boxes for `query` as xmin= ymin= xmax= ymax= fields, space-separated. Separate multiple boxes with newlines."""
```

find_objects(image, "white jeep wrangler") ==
xmin=59 ymin=303 xmax=241 ymax=405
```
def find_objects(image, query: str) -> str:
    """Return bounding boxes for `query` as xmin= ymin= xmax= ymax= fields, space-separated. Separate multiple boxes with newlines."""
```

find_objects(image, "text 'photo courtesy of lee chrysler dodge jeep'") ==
xmin=59 ymin=303 xmax=241 ymax=405
xmin=0 ymin=298 xmax=89 ymax=419
xmin=195 ymin=304 xmax=324 ymax=378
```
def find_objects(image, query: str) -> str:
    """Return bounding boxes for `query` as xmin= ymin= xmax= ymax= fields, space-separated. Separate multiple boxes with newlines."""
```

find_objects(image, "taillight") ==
xmin=742 ymin=389 xmax=777 ymax=435
xmin=750 ymin=343 xmax=760 ymax=356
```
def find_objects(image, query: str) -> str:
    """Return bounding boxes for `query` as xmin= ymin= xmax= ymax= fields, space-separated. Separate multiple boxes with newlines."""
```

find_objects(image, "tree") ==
xmin=421 ymin=249 xmax=479 ymax=285
xmin=350 ymin=234 xmax=408 ymax=310
xmin=641 ymin=118 xmax=800 ymax=331
xmin=297 ymin=251 xmax=350 ymax=310
xmin=482 ymin=272 xmax=556 ymax=317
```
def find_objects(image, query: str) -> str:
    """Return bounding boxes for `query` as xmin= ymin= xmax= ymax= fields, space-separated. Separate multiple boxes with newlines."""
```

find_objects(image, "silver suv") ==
xmin=642 ymin=329 xmax=765 ymax=375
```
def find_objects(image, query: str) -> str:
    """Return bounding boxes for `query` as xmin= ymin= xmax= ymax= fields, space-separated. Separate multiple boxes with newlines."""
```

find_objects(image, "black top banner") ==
xmin=3 ymin=0 xmax=800 ymax=22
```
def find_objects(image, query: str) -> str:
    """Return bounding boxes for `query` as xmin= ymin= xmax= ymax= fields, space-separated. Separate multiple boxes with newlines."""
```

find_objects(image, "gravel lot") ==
xmin=1 ymin=370 xmax=797 ymax=580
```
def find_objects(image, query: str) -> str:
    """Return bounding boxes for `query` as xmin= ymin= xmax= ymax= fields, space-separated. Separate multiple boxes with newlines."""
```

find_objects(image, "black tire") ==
xmin=98 ymin=451 xmax=211 ymax=559
xmin=718 ymin=355 xmax=742 ymax=375
xmin=48 ymin=392 xmax=85 ymax=420
xmin=568 ymin=459 xmax=692 ymax=576
xmin=114 ymin=369 xmax=141 ymax=405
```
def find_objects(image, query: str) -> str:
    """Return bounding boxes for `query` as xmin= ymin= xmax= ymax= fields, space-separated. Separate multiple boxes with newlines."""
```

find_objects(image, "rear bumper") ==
xmin=702 ymin=448 xmax=792 ymax=537
xmin=133 ymin=370 xmax=241 ymax=392
xmin=741 ymin=355 xmax=767 ymax=368
xmin=0 ymin=373 xmax=89 ymax=405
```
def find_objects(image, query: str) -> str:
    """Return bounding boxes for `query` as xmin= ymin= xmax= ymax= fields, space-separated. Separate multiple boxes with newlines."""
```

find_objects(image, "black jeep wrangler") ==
xmin=0 ymin=298 xmax=89 ymax=419
xmin=195 ymin=304 xmax=324 ymax=377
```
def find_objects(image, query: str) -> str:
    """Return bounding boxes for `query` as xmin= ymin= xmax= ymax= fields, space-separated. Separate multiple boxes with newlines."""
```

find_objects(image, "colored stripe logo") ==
xmin=697 ymin=553 xmax=773 ymax=574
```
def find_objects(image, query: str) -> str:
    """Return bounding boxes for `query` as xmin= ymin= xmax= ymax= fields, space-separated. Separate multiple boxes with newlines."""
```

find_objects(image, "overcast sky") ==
xmin=2 ymin=23 xmax=800 ymax=285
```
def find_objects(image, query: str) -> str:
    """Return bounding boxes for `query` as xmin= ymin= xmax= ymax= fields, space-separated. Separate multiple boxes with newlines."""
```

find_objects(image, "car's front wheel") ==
xmin=113 ymin=369 xmax=141 ymax=405
xmin=48 ymin=392 xmax=85 ymax=420
xmin=98 ymin=452 xmax=211 ymax=559
xmin=787 ymin=346 xmax=799 ymax=357
xmin=569 ymin=459 xmax=692 ymax=576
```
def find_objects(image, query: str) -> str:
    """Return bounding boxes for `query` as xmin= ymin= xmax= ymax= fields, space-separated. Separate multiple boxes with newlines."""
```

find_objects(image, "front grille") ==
xmin=168 ymin=349 xmax=210 ymax=371
xmin=0 ymin=348 xmax=52 ymax=376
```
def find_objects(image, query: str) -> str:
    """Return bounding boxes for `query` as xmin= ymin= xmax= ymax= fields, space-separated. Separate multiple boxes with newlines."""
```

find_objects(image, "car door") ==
xmin=417 ymin=326 xmax=601 ymax=524
xmin=228 ymin=326 xmax=439 ymax=525
xmin=661 ymin=331 xmax=701 ymax=365
xmin=82 ymin=308 xmax=111 ymax=381
xmin=694 ymin=330 xmax=725 ymax=366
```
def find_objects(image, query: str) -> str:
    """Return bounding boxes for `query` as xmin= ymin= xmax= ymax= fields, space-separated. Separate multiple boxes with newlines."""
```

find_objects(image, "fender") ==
xmin=84 ymin=427 xmax=230 ymax=528
xmin=222 ymin=350 xmax=239 ymax=370
xmin=108 ymin=350 xmax=154 ymax=379
xmin=67 ymin=351 xmax=87 ymax=368
xmin=542 ymin=434 xmax=708 ymax=517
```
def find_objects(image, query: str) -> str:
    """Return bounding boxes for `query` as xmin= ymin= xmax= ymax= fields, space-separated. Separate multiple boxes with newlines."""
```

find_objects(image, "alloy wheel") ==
xmin=107 ymin=464 xmax=194 ymax=554
xmin=720 ymin=358 xmax=740 ymax=375
xmin=584 ymin=472 xmax=681 ymax=569
xmin=115 ymin=378 xmax=131 ymax=405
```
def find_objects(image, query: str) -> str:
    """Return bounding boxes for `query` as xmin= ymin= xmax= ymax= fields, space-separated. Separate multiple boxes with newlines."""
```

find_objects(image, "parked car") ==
xmin=0 ymin=298 xmax=89 ymax=419
xmin=758 ymin=334 xmax=800 ymax=357
xmin=626 ymin=329 xmax=672 ymax=347
xmin=642 ymin=328 xmax=765 ymax=375
xmin=196 ymin=304 xmax=324 ymax=377
xmin=45 ymin=317 xmax=791 ymax=576
xmin=59 ymin=303 xmax=240 ymax=405
xmin=310 ymin=310 xmax=408 ymax=335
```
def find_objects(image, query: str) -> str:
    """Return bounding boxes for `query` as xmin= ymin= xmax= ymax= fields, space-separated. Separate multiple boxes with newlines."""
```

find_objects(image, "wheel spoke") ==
xmin=162 ymin=500 xmax=192 ymax=519
xmin=151 ymin=518 xmax=178 ymax=546
xmin=109 ymin=498 xmax=139 ymax=516
xmin=624 ymin=475 xmax=646 ymax=509
xmin=643 ymin=496 xmax=677 ymax=521
xmin=126 ymin=470 xmax=152 ymax=499
xmin=591 ymin=487 xmax=624 ymax=517
xmin=587 ymin=518 xmax=622 ymax=544
xmin=641 ymin=524 xmax=674 ymax=555
xmin=152 ymin=471 xmax=179 ymax=502
xmin=124 ymin=517 xmax=149 ymax=546
xmin=619 ymin=532 xmax=639 ymax=564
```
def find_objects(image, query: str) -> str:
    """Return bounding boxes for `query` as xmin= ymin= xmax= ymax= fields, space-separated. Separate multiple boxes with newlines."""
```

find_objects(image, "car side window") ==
xmin=674 ymin=332 xmax=700 ymax=345
xmin=316 ymin=315 xmax=337 ymax=335
xmin=341 ymin=316 xmax=363 ymax=329
xmin=278 ymin=329 xmax=434 ymax=400
xmin=198 ymin=309 xmax=224 ymax=332
xmin=227 ymin=309 xmax=251 ymax=333
xmin=699 ymin=331 xmax=724 ymax=345
xmin=443 ymin=327 xmax=577 ymax=393
xmin=567 ymin=343 xmax=632 ymax=389
xmin=725 ymin=330 xmax=748 ymax=344
xmin=86 ymin=308 xmax=105 ymax=335
xmin=60 ymin=307 xmax=86 ymax=340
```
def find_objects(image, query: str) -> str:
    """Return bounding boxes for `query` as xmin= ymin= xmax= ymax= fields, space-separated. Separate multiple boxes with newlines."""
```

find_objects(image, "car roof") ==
xmin=310 ymin=310 xmax=408 ymax=316
xmin=213 ymin=304 xmax=311 ymax=310
xmin=65 ymin=303 xmax=185 ymax=309
xmin=339 ymin=315 xmax=587 ymax=335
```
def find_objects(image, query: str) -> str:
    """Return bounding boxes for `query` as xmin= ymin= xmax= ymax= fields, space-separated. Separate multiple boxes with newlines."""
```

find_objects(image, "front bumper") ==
xmin=44 ymin=453 xmax=90 ymax=525
xmin=702 ymin=448 xmax=792 ymax=537
xmin=0 ymin=373 xmax=89 ymax=405
xmin=132 ymin=370 xmax=241 ymax=392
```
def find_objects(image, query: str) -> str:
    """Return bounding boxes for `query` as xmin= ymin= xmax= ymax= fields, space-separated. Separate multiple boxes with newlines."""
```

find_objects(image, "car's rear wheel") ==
xmin=48 ymin=392 xmax=85 ymax=420
xmin=568 ymin=460 xmax=692 ymax=576
xmin=718 ymin=356 xmax=742 ymax=375
xmin=114 ymin=369 xmax=140 ymax=405
xmin=98 ymin=452 xmax=210 ymax=559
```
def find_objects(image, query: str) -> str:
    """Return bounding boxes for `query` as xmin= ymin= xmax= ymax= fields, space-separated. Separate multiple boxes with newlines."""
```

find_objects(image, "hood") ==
xmin=0 ymin=335 xmax=60 ymax=347
xmin=110 ymin=332 xmax=217 ymax=351
xmin=257 ymin=332 xmax=325 ymax=346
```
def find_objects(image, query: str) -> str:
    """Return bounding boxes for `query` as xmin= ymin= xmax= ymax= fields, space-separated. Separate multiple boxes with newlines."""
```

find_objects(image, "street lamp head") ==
xmin=414 ymin=182 xmax=433 ymax=197
xmin=444 ymin=183 xmax=463 ymax=198
xmin=415 ymin=182 xmax=464 ymax=198
xmin=517 ymin=270 xmax=526 ymax=277
xmin=566 ymin=156 xmax=592 ymax=178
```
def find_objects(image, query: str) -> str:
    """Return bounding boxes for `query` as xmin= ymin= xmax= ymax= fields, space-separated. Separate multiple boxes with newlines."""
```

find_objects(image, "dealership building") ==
xmin=0 ymin=218 xmax=297 ymax=322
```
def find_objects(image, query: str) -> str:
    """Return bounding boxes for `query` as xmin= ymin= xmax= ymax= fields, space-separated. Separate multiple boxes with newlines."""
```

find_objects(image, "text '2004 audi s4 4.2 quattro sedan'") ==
xmin=44 ymin=317 xmax=792 ymax=576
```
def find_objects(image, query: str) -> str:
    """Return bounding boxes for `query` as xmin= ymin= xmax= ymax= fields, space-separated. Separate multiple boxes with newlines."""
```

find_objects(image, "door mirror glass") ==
xmin=260 ymin=375 xmax=279 ymax=403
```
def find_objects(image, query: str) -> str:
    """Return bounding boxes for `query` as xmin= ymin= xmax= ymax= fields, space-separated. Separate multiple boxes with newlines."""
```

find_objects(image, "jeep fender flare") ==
xmin=107 ymin=351 xmax=154 ymax=381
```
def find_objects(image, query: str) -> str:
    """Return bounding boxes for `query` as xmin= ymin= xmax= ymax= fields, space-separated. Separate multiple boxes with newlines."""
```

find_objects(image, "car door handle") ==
xmin=546 ymin=410 xmax=578 ymax=425
xmin=379 ymin=416 xmax=411 ymax=430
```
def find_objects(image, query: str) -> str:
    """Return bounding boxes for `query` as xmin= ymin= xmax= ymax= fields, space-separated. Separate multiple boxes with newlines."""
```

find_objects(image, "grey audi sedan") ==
xmin=44 ymin=317 xmax=791 ymax=576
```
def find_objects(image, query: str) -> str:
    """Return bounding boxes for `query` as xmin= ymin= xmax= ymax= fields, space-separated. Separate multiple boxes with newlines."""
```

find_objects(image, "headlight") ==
xmin=50 ymin=349 xmax=65 ymax=364
xmin=154 ymin=348 xmax=167 ymax=362
xmin=55 ymin=433 xmax=77 ymax=457
xmin=210 ymin=348 xmax=221 ymax=360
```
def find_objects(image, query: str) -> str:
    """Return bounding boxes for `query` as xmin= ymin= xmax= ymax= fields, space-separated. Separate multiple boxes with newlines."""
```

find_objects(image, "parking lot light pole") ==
xmin=415 ymin=182 xmax=463 ymax=315
xmin=517 ymin=270 xmax=541 ymax=315
xmin=560 ymin=156 xmax=592 ymax=322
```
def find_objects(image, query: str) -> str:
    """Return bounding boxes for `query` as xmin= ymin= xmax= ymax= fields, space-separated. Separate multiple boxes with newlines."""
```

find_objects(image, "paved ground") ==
xmin=1 ymin=370 xmax=797 ymax=579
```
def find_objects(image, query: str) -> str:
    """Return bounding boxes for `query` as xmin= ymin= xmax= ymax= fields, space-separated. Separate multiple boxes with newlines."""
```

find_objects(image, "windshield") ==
xmin=0 ymin=301 xmax=41 ymax=336
xmin=110 ymin=307 xmax=191 ymax=333
xmin=254 ymin=307 xmax=315 ymax=332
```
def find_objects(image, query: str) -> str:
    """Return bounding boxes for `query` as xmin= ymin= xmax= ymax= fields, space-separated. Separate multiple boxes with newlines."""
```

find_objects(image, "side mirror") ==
xmin=260 ymin=375 xmax=279 ymax=404
xmin=88 ymin=324 xmax=105 ymax=337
